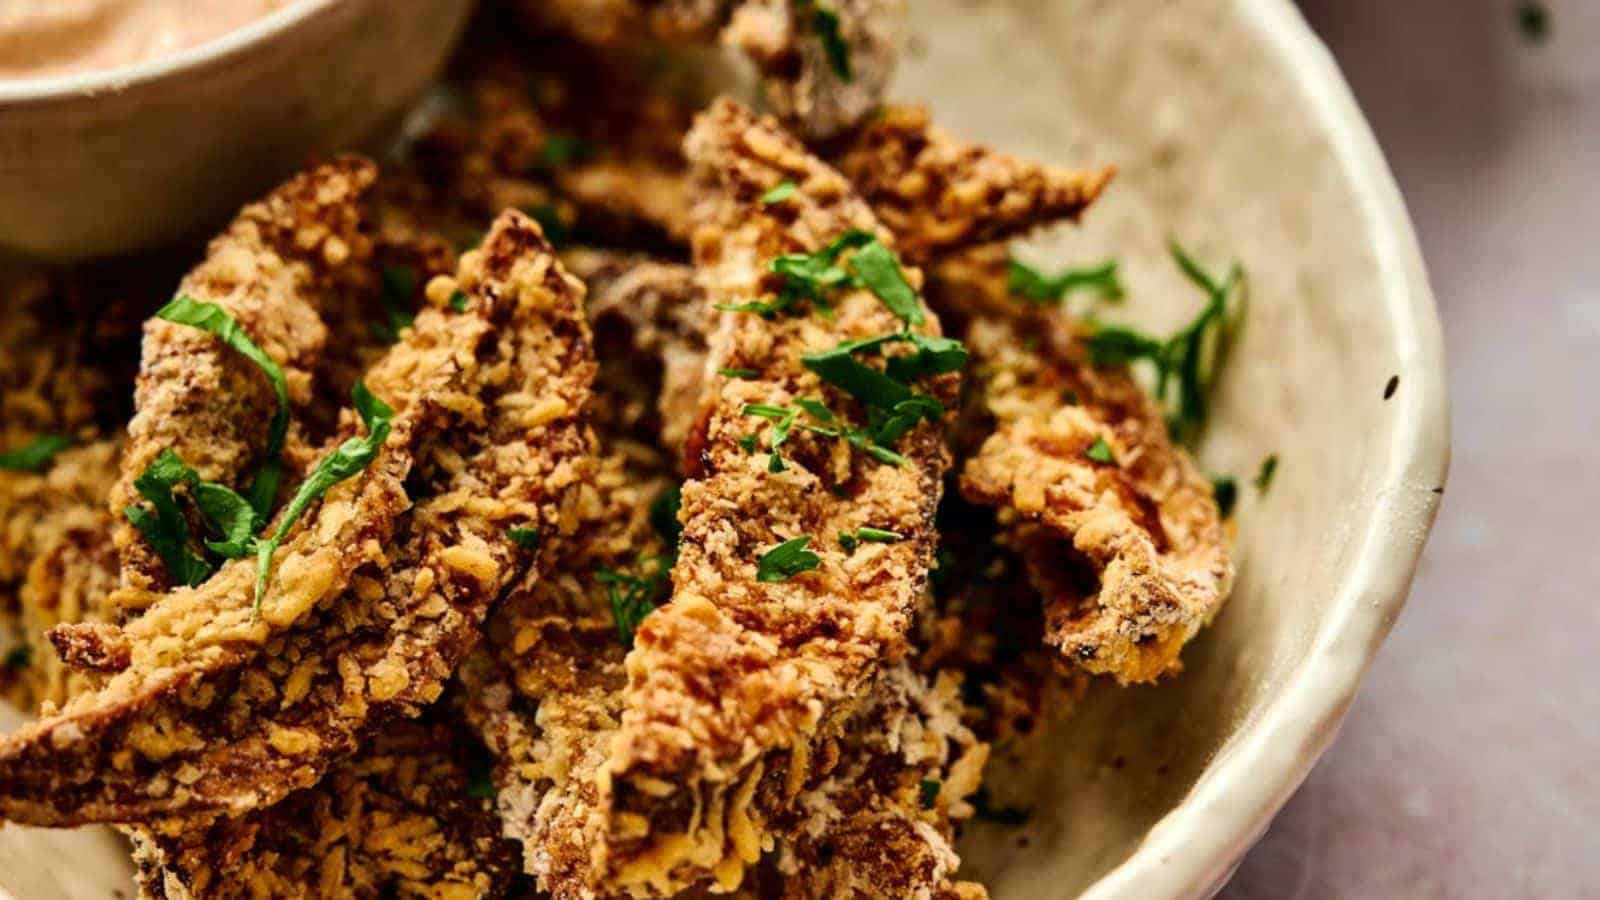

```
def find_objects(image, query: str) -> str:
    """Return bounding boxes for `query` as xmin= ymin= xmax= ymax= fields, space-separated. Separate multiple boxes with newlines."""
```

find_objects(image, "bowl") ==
xmin=0 ymin=0 xmax=474 ymax=262
xmin=0 ymin=0 xmax=1449 ymax=896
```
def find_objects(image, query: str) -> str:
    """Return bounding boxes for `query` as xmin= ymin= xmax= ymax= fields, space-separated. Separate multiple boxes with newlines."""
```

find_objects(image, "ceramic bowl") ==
xmin=0 ymin=0 xmax=1448 ymax=897
xmin=0 ymin=0 xmax=474 ymax=262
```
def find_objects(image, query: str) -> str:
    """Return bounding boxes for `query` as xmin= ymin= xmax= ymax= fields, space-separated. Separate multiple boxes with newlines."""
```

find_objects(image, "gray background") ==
xmin=1223 ymin=1 xmax=1599 ymax=897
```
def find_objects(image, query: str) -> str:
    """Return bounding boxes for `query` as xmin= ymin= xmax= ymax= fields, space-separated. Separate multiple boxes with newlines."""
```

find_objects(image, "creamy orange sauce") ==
xmin=0 ymin=0 xmax=293 ymax=78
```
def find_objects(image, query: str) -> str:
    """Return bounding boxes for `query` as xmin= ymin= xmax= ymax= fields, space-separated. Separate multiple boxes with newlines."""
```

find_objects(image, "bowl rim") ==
xmin=1079 ymin=1 xmax=1451 ymax=898
xmin=0 ymin=0 xmax=332 ymax=104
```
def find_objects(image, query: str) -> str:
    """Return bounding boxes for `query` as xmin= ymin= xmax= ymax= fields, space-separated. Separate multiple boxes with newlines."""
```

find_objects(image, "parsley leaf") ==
xmin=124 ymin=450 xmax=213 ymax=587
xmin=1009 ymin=258 xmax=1124 ymax=304
xmin=760 ymin=180 xmax=798 ymax=204
xmin=883 ymin=333 xmax=968 ymax=381
xmin=374 ymin=265 xmax=417 ymax=343
xmin=849 ymin=240 xmax=923 ymax=326
xmin=810 ymin=4 xmax=853 ymax=81
xmin=507 ymin=527 xmax=540 ymax=549
xmin=538 ymin=134 xmax=592 ymax=167
xmin=650 ymin=484 xmax=683 ymax=552
xmin=855 ymin=527 xmax=903 ymax=543
xmin=449 ymin=290 xmax=469 ymax=313
xmin=919 ymin=778 xmax=941 ymax=810
xmin=157 ymin=296 xmax=290 ymax=519
xmin=0 ymin=434 xmax=70 ymax=472
xmin=254 ymin=380 xmax=392 ymax=613
xmin=1211 ymin=476 xmax=1238 ymax=519
xmin=757 ymin=536 xmax=820 ymax=582
xmin=1253 ymin=454 xmax=1278 ymax=493
xmin=1086 ymin=435 xmax=1116 ymax=464
xmin=196 ymin=481 xmax=260 ymax=558
xmin=466 ymin=765 xmax=497 ymax=799
xmin=719 ymin=367 xmax=760 ymax=380
xmin=526 ymin=204 xmax=571 ymax=247
xmin=3 ymin=644 xmax=29 ymax=670
xmin=598 ymin=560 xmax=669 ymax=648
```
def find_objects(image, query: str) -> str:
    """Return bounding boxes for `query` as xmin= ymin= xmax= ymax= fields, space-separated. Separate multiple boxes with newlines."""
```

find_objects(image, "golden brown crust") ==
xmin=130 ymin=715 xmax=520 ymax=900
xmin=112 ymin=158 xmax=382 ymax=593
xmin=591 ymin=98 xmax=952 ymax=894
xmin=956 ymin=314 xmax=1232 ymax=684
xmin=832 ymin=107 xmax=1115 ymax=264
xmin=0 ymin=209 xmax=596 ymax=826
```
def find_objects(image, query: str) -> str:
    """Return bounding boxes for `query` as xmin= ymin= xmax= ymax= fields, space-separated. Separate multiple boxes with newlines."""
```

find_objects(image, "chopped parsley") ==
xmin=809 ymin=3 xmax=853 ymax=81
xmin=253 ymin=380 xmax=392 ymax=613
xmin=1085 ymin=435 xmax=1116 ymax=464
xmin=919 ymin=778 xmax=941 ymax=810
xmin=718 ymin=368 xmax=760 ymax=380
xmin=449 ymin=290 xmax=470 ymax=313
xmin=756 ymin=536 xmax=820 ymax=583
xmin=374 ymin=265 xmax=417 ymax=343
xmin=526 ymin=203 xmax=571 ymax=247
xmin=737 ymin=433 xmax=760 ymax=453
xmin=1009 ymin=258 xmax=1124 ymax=305
xmin=1211 ymin=476 xmax=1238 ymax=519
xmin=1083 ymin=242 xmax=1243 ymax=444
xmin=4 ymin=644 xmax=32 ymax=670
xmin=650 ymin=484 xmax=683 ymax=552
xmin=538 ymin=134 xmax=592 ymax=167
xmin=760 ymin=180 xmax=798 ymax=204
xmin=124 ymin=450 xmax=218 ymax=587
xmin=1253 ymin=454 xmax=1279 ymax=494
xmin=0 ymin=434 xmax=70 ymax=472
xmin=507 ymin=527 xmax=540 ymax=550
xmin=720 ymin=230 xmax=922 ymax=326
xmin=598 ymin=561 xmax=670 ymax=649
xmin=971 ymin=788 xmax=1031 ymax=826
xmin=849 ymin=239 xmax=923 ymax=326
xmin=465 ymin=765 xmax=497 ymax=799
xmin=156 ymin=296 xmax=290 ymax=518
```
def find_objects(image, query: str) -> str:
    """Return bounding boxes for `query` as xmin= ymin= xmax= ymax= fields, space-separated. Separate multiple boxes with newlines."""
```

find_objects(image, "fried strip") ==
xmin=593 ymin=98 xmax=952 ymax=894
xmin=832 ymin=106 xmax=1115 ymax=264
xmin=111 ymin=159 xmax=383 ymax=593
xmin=0 ymin=210 xmax=593 ymax=826
xmin=130 ymin=714 xmax=520 ymax=900
xmin=956 ymin=313 xmax=1232 ymax=683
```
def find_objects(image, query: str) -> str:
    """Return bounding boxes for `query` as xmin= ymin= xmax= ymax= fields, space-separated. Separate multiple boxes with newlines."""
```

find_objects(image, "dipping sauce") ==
xmin=0 ymin=0 xmax=292 ymax=78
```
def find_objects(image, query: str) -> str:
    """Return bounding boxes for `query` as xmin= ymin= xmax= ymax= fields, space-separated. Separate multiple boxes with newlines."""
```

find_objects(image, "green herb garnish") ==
xmin=810 ymin=4 xmax=853 ymax=81
xmin=4 ymin=645 xmax=32 ymax=670
xmin=849 ymin=240 xmax=923 ymax=326
xmin=1009 ymin=258 xmax=1124 ymax=305
xmin=1211 ymin=476 xmax=1238 ymax=519
xmin=1086 ymin=435 xmax=1116 ymax=464
xmin=598 ymin=560 xmax=670 ymax=648
xmin=253 ymin=380 xmax=392 ymax=613
xmin=124 ymin=450 xmax=215 ymax=587
xmin=1253 ymin=454 xmax=1278 ymax=493
xmin=855 ymin=527 xmax=903 ymax=543
xmin=507 ymin=527 xmax=540 ymax=549
xmin=838 ymin=531 xmax=858 ymax=552
xmin=760 ymin=180 xmax=798 ymax=204
xmin=919 ymin=778 xmax=941 ymax=809
xmin=756 ymin=536 xmax=821 ymax=583
xmin=156 ymin=296 xmax=290 ymax=519
xmin=374 ymin=265 xmax=417 ymax=343
xmin=466 ymin=766 xmax=497 ymax=799
xmin=1083 ymin=242 xmax=1243 ymax=444
xmin=650 ymin=484 xmax=683 ymax=552
xmin=538 ymin=134 xmax=592 ymax=167
xmin=449 ymin=290 xmax=469 ymax=313
xmin=526 ymin=204 xmax=571 ymax=247
xmin=0 ymin=434 xmax=70 ymax=472
xmin=718 ymin=368 xmax=760 ymax=380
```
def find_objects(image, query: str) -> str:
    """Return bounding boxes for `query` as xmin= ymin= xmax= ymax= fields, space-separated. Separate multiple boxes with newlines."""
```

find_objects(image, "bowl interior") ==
xmin=0 ymin=1 xmax=1446 ymax=897
xmin=896 ymin=1 xmax=1445 ymax=897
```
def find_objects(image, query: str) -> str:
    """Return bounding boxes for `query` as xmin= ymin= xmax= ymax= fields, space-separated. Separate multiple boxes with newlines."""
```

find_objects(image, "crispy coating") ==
xmin=0 ymin=209 xmax=595 ymax=826
xmin=456 ymin=449 xmax=673 ymax=898
xmin=832 ymin=106 xmax=1115 ymax=264
xmin=130 ymin=715 xmax=520 ymax=900
xmin=0 ymin=441 xmax=122 ymax=712
xmin=956 ymin=313 xmax=1232 ymax=683
xmin=520 ymin=0 xmax=731 ymax=47
xmin=591 ymin=98 xmax=952 ymax=894
xmin=564 ymin=248 xmax=709 ymax=457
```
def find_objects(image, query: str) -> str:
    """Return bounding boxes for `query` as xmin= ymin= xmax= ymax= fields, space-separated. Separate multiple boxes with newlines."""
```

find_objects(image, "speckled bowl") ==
xmin=0 ymin=0 xmax=473 ymax=262
xmin=0 ymin=0 xmax=1448 ymax=897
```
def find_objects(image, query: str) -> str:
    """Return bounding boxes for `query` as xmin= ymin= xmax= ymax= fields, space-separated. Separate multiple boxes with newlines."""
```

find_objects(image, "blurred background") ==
xmin=1224 ymin=1 xmax=1598 ymax=897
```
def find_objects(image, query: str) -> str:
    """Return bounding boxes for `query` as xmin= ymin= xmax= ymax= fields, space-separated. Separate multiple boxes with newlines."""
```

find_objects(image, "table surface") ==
xmin=1221 ymin=2 xmax=1599 ymax=898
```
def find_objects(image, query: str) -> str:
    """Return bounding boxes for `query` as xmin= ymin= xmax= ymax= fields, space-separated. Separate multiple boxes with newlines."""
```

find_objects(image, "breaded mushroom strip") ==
xmin=956 ymin=313 xmax=1232 ymax=684
xmin=832 ymin=106 xmax=1115 ymax=264
xmin=112 ymin=159 xmax=379 ymax=593
xmin=595 ymin=98 xmax=952 ymax=894
xmin=130 ymin=715 xmax=520 ymax=900
xmin=0 ymin=210 xmax=595 ymax=826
